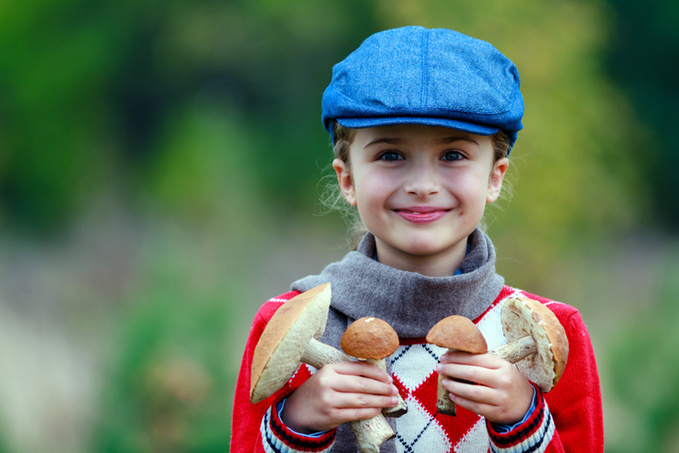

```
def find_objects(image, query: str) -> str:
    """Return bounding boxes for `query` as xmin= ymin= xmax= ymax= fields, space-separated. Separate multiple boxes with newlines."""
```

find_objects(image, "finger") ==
xmin=441 ymin=377 xmax=505 ymax=418
xmin=437 ymin=362 xmax=495 ymax=387
xmin=447 ymin=385 xmax=531 ymax=425
xmin=326 ymin=406 xmax=384 ymax=423
xmin=440 ymin=363 xmax=534 ymax=424
xmin=332 ymin=391 xmax=400 ymax=411
xmin=448 ymin=391 xmax=497 ymax=417
xmin=312 ymin=376 xmax=398 ymax=412
xmin=442 ymin=376 xmax=493 ymax=403
xmin=333 ymin=360 xmax=393 ymax=383
xmin=323 ymin=372 xmax=399 ymax=399
xmin=440 ymin=351 xmax=505 ymax=367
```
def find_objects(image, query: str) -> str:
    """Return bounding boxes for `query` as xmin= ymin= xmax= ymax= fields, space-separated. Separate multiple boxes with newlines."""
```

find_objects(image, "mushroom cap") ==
xmin=250 ymin=283 xmax=332 ymax=403
xmin=426 ymin=315 xmax=487 ymax=354
xmin=341 ymin=317 xmax=399 ymax=360
xmin=501 ymin=296 xmax=569 ymax=392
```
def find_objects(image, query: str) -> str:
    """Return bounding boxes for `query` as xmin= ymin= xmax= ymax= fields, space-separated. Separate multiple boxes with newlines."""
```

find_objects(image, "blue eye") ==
xmin=442 ymin=151 xmax=463 ymax=161
xmin=378 ymin=151 xmax=403 ymax=161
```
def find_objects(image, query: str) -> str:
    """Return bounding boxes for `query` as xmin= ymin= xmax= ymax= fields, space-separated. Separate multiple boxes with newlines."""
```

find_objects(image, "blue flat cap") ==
xmin=322 ymin=26 xmax=524 ymax=149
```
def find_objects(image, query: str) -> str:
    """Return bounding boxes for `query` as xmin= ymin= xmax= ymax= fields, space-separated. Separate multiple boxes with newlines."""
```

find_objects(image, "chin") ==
xmin=400 ymin=241 xmax=450 ymax=257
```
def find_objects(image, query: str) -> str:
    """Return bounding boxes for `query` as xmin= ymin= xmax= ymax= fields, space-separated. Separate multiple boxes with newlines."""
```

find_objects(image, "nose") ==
xmin=404 ymin=160 xmax=440 ymax=198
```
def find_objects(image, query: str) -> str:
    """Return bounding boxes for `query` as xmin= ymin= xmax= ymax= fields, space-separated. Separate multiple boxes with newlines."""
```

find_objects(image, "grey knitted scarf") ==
xmin=291 ymin=228 xmax=504 ymax=452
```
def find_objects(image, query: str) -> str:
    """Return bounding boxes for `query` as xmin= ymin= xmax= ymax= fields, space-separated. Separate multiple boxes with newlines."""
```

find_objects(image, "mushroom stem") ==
xmin=350 ymin=416 xmax=396 ymax=453
xmin=302 ymin=338 xmax=353 ymax=368
xmin=489 ymin=335 xmax=537 ymax=363
xmin=436 ymin=356 xmax=457 ymax=416
xmin=365 ymin=358 xmax=407 ymax=417
xmin=494 ymin=296 xmax=569 ymax=392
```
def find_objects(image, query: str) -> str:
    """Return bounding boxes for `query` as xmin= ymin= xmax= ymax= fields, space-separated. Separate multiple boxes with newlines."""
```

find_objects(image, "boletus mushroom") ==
xmin=249 ymin=283 xmax=395 ymax=453
xmin=341 ymin=317 xmax=407 ymax=417
xmin=426 ymin=315 xmax=488 ymax=416
xmin=490 ymin=296 xmax=569 ymax=392
xmin=250 ymin=283 xmax=349 ymax=403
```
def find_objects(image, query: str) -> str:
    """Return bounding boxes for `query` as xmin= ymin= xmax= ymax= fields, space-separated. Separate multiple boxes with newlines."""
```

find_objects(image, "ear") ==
xmin=486 ymin=157 xmax=509 ymax=203
xmin=333 ymin=158 xmax=357 ymax=206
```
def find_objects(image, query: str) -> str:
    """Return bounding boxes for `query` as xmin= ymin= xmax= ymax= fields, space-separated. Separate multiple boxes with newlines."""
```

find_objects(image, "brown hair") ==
xmin=332 ymin=122 xmax=355 ymax=163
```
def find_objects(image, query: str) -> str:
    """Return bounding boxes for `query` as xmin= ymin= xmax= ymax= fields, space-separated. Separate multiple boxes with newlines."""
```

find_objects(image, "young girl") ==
xmin=231 ymin=26 xmax=603 ymax=452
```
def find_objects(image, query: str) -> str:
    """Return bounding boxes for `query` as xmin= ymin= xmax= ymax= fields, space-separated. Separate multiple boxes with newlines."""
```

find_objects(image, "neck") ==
xmin=374 ymin=237 xmax=468 ymax=277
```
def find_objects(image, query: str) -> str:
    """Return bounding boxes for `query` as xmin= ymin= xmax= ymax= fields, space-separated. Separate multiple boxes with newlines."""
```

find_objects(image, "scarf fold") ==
xmin=290 ymin=228 xmax=503 ymax=452
xmin=292 ymin=227 xmax=504 ymax=344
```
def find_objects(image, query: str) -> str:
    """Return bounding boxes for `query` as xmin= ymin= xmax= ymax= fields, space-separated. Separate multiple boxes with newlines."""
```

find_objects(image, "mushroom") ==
xmin=341 ymin=317 xmax=407 ymax=417
xmin=249 ymin=283 xmax=395 ymax=453
xmin=489 ymin=296 xmax=569 ymax=392
xmin=250 ymin=283 xmax=348 ymax=403
xmin=426 ymin=315 xmax=488 ymax=416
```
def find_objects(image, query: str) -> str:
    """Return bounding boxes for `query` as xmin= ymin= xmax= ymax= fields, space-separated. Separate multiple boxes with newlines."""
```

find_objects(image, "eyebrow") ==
xmin=364 ymin=135 xmax=480 ymax=148
xmin=437 ymin=136 xmax=480 ymax=146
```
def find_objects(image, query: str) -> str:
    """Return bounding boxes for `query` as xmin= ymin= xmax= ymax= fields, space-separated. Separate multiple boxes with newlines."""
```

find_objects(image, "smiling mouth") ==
xmin=394 ymin=208 xmax=450 ymax=224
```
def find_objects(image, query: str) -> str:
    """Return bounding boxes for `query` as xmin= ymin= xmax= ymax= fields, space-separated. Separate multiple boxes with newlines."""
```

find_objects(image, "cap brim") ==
xmin=336 ymin=116 xmax=500 ymax=137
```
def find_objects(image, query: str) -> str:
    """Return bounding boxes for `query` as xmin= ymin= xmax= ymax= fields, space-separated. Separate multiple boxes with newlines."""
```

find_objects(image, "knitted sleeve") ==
xmin=487 ymin=299 xmax=604 ymax=453
xmin=486 ymin=382 xmax=555 ymax=451
xmin=230 ymin=291 xmax=337 ymax=453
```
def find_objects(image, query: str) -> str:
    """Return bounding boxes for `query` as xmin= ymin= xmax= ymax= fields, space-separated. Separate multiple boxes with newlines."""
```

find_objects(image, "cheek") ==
xmin=449 ymin=173 xmax=488 ymax=204
xmin=353 ymin=171 xmax=393 ymax=205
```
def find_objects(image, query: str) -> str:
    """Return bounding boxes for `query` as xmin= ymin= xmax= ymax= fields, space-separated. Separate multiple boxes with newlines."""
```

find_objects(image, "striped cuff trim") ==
xmin=260 ymin=396 xmax=335 ymax=453
xmin=487 ymin=385 xmax=555 ymax=452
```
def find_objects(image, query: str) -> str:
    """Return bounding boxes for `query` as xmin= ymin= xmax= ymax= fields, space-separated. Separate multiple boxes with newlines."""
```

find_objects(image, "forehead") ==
xmin=351 ymin=124 xmax=492 ymax=148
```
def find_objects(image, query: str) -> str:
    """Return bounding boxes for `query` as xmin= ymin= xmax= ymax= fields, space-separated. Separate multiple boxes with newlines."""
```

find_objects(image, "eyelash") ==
xmin=377 ymin=151 xmax=403 ymax=161
xmin=377 ymin=150 xmax=465 ymax=162
xmin=442 ymin=150 xmax=464 ymax=161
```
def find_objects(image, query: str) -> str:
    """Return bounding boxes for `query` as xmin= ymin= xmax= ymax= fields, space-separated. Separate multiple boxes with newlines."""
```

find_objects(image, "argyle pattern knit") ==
xmin=231 ymin=286 xmax=603 ymax=452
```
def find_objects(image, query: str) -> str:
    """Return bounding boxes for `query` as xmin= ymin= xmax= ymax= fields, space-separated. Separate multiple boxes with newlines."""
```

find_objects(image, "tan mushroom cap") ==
xmin=341 ymin=317 xmax=399 ymax=360
xmin=426 ymin=315 xmax=487 ymax=354
xmin=501 ymin=296 xmax=569 ymax=392
xmin=250 ymin=283 xmax=332 ymax=403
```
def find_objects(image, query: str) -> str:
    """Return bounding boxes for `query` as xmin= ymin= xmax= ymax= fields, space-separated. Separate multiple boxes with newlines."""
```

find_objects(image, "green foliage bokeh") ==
xmin=94 ymin=233 xmax=242 ymax=453
xmin=606 ymin=249 xmax=679 ymax=452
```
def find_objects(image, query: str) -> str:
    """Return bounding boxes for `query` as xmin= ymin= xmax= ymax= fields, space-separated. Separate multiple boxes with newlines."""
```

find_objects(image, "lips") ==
xmin=394 ymin=207 xmax=450 ymax=224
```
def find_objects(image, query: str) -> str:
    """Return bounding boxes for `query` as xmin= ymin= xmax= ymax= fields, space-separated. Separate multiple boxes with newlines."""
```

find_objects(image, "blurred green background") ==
xmin=0 ymin=0 xmax=677 ymax=451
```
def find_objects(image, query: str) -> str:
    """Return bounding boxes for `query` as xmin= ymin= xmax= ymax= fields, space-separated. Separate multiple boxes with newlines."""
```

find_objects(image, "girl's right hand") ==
xmin=280 ymin=361 xmax=400 ymax=434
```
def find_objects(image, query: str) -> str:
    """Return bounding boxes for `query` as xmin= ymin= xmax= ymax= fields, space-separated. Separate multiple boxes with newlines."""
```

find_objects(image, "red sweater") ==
xmin=231 ymin=285 xmax=603 ymax=452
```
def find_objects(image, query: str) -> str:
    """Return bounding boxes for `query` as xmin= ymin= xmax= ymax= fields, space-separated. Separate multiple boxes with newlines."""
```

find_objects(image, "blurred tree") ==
xmin=0 ymin=0 xmax=114 ymax=231
xmin=0 ymin=0 xmax=380 ymax=233
xmin=603 ymin=0 xmax=679 ymax=230
xmin=94 ymin=253 xmax=239 ymax=452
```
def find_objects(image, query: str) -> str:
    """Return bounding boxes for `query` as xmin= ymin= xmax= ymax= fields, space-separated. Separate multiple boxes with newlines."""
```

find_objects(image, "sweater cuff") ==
xmin=260 ymin=395 xmax=336 ymax=453
xmin=486 ymin=383 xmax=555 ymax=452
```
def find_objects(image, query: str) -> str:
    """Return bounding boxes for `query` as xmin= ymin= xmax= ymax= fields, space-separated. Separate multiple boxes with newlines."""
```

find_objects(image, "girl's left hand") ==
xmin=437 ymin=351 xmax=534 ymax=425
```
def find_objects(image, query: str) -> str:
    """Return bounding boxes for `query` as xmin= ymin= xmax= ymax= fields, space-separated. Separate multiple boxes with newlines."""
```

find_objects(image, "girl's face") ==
xmin=333 ymin=124 xmax=508 ymax=277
